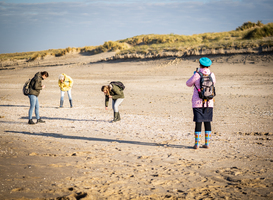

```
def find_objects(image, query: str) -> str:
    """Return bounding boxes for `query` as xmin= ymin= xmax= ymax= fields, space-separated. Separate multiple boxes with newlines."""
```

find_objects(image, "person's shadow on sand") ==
xmin=5 ymin=130 xmax=192 ymax=149
xmin=0 ymin=104 xmax=57 ymax=109
xmin=0 ymin=104 xmax=28 ymax=108
xmin=20 ymin=116 xmax=108 ymax=122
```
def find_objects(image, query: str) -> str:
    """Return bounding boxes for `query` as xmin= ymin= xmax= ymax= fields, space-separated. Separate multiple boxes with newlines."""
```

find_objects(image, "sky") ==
xmin=0 ymin=0 xmax=272 ymax=54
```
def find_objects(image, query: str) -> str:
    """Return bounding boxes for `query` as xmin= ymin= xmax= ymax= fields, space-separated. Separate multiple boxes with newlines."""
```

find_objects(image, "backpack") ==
xmin=23 ymin=79 xmax=31 ymax=96
xmin=110 ymin=81 xmax=125 ymax=90
xmin=194 ymin=72 xmax=216 ymax=105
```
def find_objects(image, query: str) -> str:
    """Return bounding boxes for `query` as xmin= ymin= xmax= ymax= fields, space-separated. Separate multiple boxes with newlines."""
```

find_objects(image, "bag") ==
xmin=194 ymin=72 xmax=216 ymax=102
xmin=23 ymin=79 xmax=31 ymax=96
xmin=110 ymin=81 xmax=125 ymax=90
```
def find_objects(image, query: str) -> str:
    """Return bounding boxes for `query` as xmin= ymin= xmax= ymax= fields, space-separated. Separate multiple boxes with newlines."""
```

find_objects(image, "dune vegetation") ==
xmin=117 ymin=21 xmax=273 ymax=56
xmin=1 ymin=21 xmax=272 ymax=62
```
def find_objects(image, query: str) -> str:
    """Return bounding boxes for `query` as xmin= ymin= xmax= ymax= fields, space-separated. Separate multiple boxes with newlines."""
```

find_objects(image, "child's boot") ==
xmin=203 ymin=131 xmax=211 ymax=148
xmin=194 ymin=132 xmax=201 ymax=149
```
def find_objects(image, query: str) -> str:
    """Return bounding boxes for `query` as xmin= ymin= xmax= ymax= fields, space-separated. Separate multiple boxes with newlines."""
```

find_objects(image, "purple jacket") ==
xmin=186 ymin=68 xmax=216 ymax=108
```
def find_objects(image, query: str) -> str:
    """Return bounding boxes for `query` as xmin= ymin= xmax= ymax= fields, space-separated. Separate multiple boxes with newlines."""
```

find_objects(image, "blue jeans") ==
xmin=28 ymin=95 xmax=39 ymax=120
xmin=60 ymin=89 xmax=72 ymax=101
xmin=112 ymin=98 xmax=124 ymax=112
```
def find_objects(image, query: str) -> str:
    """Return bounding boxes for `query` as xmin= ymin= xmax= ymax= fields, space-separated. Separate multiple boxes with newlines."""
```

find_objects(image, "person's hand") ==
xmin=109 ymin=95 xmax=112 ymax=98
xmin=194 ymin=68 xmax=199 ymax=74
xmin=42 ymin=85 xmax=46 ymax=89
xmin=105 ymin=107 xmax=108 ymax=110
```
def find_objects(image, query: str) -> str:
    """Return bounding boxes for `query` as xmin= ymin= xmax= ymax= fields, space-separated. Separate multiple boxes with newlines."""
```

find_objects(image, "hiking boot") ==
xmin=28 ymin=119 xmax=35 ymax=125
xmin=60 ymin=100 xmax=64 ymax=108
xmin=112 ymin=112 xmax=119 ymax=122
xmin=117 ymin=112 xmax=121 ymax=121
xmin=37 ymin=118 xmax=45 ymax=123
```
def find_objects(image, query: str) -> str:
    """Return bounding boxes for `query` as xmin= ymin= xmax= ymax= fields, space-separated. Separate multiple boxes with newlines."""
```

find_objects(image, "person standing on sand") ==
xmin=101 ymin=82 xmax=124 ymax=122
xmin=27 ymin=71 xmax=49 ymax=124
xmin=186 ymin=57 xmax=216 ymax=149
xmin=58 ymin=73 xmax=73 ymax=108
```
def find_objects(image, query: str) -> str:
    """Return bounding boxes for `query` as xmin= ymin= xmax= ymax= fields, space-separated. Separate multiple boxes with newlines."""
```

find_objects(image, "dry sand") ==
xmin=0 ymin=53 xmax=273 ymax=199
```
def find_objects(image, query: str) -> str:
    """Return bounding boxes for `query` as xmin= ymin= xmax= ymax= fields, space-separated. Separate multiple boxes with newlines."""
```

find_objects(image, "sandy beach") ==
xmin=0 ymin=52 xmax=273 ymax=199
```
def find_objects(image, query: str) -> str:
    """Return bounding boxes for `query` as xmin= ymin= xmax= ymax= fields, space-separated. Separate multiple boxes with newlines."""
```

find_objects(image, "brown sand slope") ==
xmin=0 ymin=53 xmax=273 ymax=199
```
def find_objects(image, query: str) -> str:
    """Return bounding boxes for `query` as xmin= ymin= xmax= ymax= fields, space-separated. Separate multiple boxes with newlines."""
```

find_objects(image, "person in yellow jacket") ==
xmin=58 ymin=73 xmax=73 ymax=108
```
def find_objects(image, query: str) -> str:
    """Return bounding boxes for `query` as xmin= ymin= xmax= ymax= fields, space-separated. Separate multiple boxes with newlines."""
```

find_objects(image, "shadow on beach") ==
xmin=0 ymin=104 xmax=28 ymax=108
xmin=20 ymin=116 xmax=108 ymax=122
xmin=5 ymin=130 xmax=192 ymax=149
xmin=0 ymin=104 xmax=58 ymax=109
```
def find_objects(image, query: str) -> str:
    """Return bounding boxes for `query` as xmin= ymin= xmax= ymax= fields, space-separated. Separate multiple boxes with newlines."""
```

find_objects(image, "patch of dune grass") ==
xmin=243 ymin=23 xmax=273 ymax=39
xmin=236 ymin=21 xmax=263 ymax=31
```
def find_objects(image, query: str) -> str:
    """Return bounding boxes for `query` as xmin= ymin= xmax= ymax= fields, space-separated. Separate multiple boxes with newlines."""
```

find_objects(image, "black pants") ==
xmin=195 ymin=122 xmax=211 ymax=132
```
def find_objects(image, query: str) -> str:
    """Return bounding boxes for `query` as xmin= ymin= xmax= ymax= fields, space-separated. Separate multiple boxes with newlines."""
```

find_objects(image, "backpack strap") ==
xmin=194 ymin=72 xmax=203 ymax=92
xmin=197 ymin=72 xmax=207 ymax=109
xmin=194 ymin=84 xmax=199 ymax=91
xmin=197 ymin=71 xmax=203 ymax=77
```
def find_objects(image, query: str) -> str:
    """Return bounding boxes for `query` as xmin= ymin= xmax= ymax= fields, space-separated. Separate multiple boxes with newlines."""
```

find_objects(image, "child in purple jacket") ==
xmin=186 ymin=57 xmax=216 ymax=149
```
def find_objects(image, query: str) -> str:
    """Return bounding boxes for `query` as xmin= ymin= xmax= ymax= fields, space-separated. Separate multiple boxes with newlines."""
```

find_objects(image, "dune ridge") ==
xmin=1 ymin=46 xmax=273 ymax=71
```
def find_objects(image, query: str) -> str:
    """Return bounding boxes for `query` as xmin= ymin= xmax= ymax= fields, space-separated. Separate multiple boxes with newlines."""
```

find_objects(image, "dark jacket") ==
xmin=29 ymin=72 xmax=43 ymax=97
xmin=105 ymin=84 xmax=125 ymax=107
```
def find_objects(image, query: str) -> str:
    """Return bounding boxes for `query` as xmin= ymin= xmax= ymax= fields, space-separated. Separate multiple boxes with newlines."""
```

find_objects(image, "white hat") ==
xmin=59 ymin=74 xmax=64 ymax=80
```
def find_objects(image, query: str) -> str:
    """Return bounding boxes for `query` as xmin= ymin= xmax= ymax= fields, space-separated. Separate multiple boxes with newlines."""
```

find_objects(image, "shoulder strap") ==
xmin=197 ymin=71 xmax=203 ymax=78
xmin=194 ymin=84 xmax=199 ymax=91
xmin=194 ymin=72 xmax=202 ymax=91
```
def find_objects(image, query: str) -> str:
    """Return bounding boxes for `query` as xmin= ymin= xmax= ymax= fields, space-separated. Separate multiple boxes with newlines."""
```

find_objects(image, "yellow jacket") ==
xmin=58 ymin=73 xmax=73 ymax=91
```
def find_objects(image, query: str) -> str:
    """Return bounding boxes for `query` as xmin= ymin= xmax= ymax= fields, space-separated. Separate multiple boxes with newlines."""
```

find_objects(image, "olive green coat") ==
xmin=28 ymin=72 xmax=43 ymax=97
xmin=105 ymin=84 xmax=124 ymax=107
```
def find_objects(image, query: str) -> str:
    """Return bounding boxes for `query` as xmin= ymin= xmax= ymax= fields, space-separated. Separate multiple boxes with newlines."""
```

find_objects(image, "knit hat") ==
xmin=199 ymin=57 xmax=212 ymax=67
